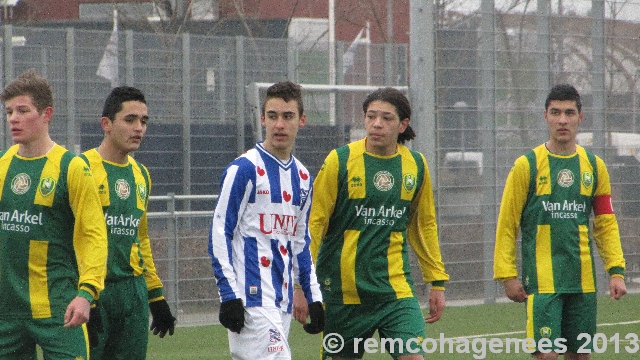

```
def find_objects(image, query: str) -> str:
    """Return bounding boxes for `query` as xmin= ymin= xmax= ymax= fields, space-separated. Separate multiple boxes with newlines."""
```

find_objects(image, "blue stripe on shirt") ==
xmin=270 ymin=238 xmax=285 ymax=307
xmin=244 ymin=236 xmax=262 ymax=306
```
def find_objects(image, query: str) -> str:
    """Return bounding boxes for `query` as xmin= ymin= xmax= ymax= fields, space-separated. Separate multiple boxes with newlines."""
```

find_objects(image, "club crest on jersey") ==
xmin=581 ymin=171 xmax=593 ymax=188
xmin=373 ymin=171 xmax=394 ymax=191
xmin=39 ymin=177 xmax=56 ymax=197
xmin=11 ymin=173 xmax=31 ymax=195
xmin=403 ymin=173 xmax=416 ymax=192
xmin=115 ymin=179 xmax=130 ymax=199
xmin=269 ymin=328 xmax=282 ymax=343
xmin=137 ymin=183 xmax=147 ymax=201
xmin=556 ymin=169 xmax=574 ymax=188
xmin=300 ymin=188 xmax=309 ymax=208
xmin=540 ymin=327 xmax=552 ymax=338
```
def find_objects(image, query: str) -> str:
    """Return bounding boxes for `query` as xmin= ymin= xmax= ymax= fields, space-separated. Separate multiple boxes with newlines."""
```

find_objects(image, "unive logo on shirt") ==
xmin=581 ymin=171 xmax=594 ymax=188
xmin=556 ymin=169 xmax=574 ymax=188
xmin=11 ymin=173 xmax=31 ymax=195
xmin=39 ymin=177 xmax=56 ymax=197
xmin=373 ymin=171 xmax=394 ymax=191
xmin=258 ymin=213 xmax=298 ymax=236
xmin=115 ymin=179 xmax=130 ymax=200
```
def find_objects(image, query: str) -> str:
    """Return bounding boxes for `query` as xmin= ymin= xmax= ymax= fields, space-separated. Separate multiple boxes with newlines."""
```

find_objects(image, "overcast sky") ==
xmin=452 ymin=0 xmax=640 ymax=22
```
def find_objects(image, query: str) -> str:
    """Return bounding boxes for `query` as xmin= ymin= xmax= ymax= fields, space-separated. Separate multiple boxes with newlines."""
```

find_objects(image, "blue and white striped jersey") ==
xmin=208 ymin=143 xmax=322 ymax=313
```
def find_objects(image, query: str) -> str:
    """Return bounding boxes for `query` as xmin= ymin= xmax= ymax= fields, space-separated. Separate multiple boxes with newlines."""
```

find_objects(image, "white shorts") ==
xmin=228 ymin=307 xmax=292 ymax=360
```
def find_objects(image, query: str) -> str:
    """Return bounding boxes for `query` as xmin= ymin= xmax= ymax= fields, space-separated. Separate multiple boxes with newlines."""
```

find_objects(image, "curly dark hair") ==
xmin=362 ymin=87 xmax=415 ymax=144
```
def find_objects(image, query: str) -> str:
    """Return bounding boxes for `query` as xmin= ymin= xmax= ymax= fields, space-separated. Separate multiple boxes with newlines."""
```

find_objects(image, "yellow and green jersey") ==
xmin=81 ymin=149 xmax=164 ymax=301
xmin=310 ymin=139 xmax=449 ymax=305
xmin=0 ymin=144 xmax=107 ymax=320
xmin=494 ymin=144 xmax=625 ymax=294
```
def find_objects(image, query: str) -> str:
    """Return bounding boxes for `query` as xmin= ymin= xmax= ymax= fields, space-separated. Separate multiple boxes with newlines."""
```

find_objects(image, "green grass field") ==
xmin=146 ymin=293 xmax=640 ymax=359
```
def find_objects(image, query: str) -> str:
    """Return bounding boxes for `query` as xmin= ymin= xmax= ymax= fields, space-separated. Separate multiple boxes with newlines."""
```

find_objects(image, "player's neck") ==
xmin=545 ymin=140 xmax=576 ymax=156
xmin=261 ymin=142 xmax=292 ymax=161
xmin=17 ymin=137 xmax=55 ymax=158
xmin=97 ymin=142 xmax=129 ymax=164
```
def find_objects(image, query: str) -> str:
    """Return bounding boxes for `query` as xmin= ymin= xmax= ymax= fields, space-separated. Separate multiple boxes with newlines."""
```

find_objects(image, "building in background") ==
xmin=3 ymin=0 xmax=409 ymax=43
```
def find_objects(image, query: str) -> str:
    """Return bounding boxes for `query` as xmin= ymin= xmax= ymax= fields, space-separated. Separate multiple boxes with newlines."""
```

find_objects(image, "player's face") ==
xmin=5 ymin=94 xmax=52 ymax=146
xmin=261 ymin=98 xmax=306 ymax=160
xmin=544 ymin=99 xmax=583 ymax=146
xmin=104 ymin=100 xmax=148 ymax=154
xmin=364 ymin=100 xmax=409 ymax=156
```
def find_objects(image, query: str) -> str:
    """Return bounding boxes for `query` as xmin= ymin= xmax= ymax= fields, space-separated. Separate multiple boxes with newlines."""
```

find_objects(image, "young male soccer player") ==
xmin=494 ymin=84 xmax=626 ymax=360
xmin=82 ymin=86 xmax=176 ymax=359
xmin=208 ymin=81 xmax=324 ymax=360
xmin=0 ymin=69 xmax=108 ymax=359
xmin=300 ymin=87 xmax=449 ymax=359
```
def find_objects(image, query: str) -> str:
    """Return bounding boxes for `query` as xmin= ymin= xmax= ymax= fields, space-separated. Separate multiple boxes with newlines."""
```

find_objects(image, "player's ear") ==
xmin=299 ymin=114 xmax=306 ymax=128
xmin=101 ymin=116 xmax=112 ymax=132
xmin=42 ymin=106 xmax=54 ymax=123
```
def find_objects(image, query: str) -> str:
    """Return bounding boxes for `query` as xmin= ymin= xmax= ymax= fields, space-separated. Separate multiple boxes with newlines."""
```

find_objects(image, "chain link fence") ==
xmin=2 ymin=0 xmax=640 ymax=326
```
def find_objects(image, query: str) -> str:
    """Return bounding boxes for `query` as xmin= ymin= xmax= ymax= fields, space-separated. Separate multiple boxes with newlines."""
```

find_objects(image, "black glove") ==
xmin=219 ymin=298 xmax=245 ymax=333
xmin=149 ymin=299 xmax=176 ymax=338
xmin=303 ymin=301 xmax=325 ymax=334
xmin=87 ymin=306 xmax=103 ymax=349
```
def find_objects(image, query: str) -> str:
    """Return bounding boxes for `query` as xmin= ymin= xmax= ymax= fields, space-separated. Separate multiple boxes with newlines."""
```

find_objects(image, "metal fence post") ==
xmin=235 ymin=35 xmax=245 ymax=156
xmin=65 ymin=28 xmax=77 ymax=153
xmin=165 ymin=192 xmax=179 ymax=315
xmin=2 ymin=25 xmax=13 ymax=150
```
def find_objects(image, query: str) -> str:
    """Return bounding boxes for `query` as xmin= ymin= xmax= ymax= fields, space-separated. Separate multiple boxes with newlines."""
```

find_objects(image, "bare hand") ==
xmin=609 ymin=277 xmax=627 ymax=300
xmin=64 ymin=296 xmax=91 ymax=328
xmin=292 ymin=287 xmax=309 ymax=325
xmin=503 ymin=278 xmax=527 ymax=303
xmin=425 ymin=289 xmax=445 ymax=324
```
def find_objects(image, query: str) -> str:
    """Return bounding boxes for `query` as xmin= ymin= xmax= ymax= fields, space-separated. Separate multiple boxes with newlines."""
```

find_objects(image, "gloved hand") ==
xmin=87 ymin=305 xmax=103 ymax=348
xmin=219 ymin=298 xmax=245 ymax=333
xmin=303 ymin=301 xmax=324 ymax=334
xmin=149 ymin=299 xmax=177 ymax=338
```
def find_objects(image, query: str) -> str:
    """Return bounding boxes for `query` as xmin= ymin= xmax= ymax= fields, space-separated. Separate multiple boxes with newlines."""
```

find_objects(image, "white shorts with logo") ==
xmin=228 ymin=307 xmax=292 ymax=360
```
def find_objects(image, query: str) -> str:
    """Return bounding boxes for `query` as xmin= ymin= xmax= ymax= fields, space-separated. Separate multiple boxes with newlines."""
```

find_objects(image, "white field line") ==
xmin=446 ymin=320 xmax=640 ymax=341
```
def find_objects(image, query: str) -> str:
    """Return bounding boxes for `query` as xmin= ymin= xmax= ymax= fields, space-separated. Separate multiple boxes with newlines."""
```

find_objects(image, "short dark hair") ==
xmin=261 ymin=81 xmax=304 ymax=116
xmin=362 ymin=87 xmax=415 ymax=144
xmin=102 ymin=86 xmax=147 ymax=120
xmin=0 ymin=68 xmax=53 ymax=113
xmin=545 ymin=84 xmax=582 ymax=112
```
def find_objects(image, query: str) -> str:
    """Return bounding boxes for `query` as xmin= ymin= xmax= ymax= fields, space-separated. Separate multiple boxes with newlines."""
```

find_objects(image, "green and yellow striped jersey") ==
xmin=310 ymin=139 xmax=449 ymax=305
xmin=81 ymin=149 xmax=164 ymax=301
xmin=494 ymin=144 xmax=625 ymax=294
xmin=0 ymin=144 xmax=107 ymax=320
